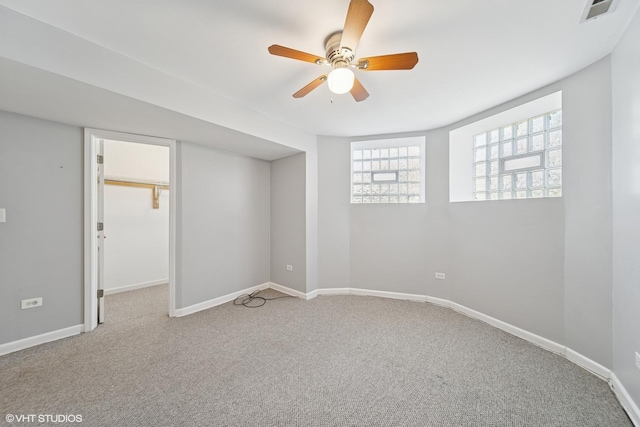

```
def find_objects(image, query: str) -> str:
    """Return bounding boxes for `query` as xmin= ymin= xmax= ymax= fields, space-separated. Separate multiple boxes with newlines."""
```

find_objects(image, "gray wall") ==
xmin=318 ymin=132 xmax=452 ymax=298
xmin=0 ymin=111 xmax=83 ymax=345
xmin=447 ymin=56 xmax=612 ymax=366
xmin=177 ymin=142 xmax=271 ymax=308
xmin=317 ymin=57 xmax=613 ymax=365
xmin=0 ymin=110 xmax=274 ymax=344
xmin=561 ymin=57 xmax=613 ymax=366
xmin=612 ymin=7 xmax=640 ymax=411
xmin=317 ymin=138 xmax=351 ymax=289
xmin=270 ymin=153 xmax=306 ymax=292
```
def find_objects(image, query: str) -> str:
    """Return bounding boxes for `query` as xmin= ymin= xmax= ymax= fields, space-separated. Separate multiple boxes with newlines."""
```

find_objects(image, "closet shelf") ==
xmin=104 ymin=178 xmax=169 ymax=209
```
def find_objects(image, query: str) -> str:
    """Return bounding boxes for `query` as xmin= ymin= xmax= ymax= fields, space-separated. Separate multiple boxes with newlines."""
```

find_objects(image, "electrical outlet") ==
xmin=635 ymin=352 xmax=640 ymax=371
xmin=286 ymin=265 xmax=293 ymax=271
xmin=21 ymin=297 xmax=43 ymax=309
xmin=435 ymin=272 xmax=446 ymax=280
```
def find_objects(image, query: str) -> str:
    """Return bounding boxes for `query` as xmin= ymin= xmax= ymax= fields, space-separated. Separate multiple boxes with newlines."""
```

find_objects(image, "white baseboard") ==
xmin=332 ymin=288 xmax=566 ymax=359
xmin=350 ymin=288 xmax=426 ymax=302
xmin=0 ymin=324 xmax=84 ymax=357
xmin=313 ymin=286 xmax=616 ymax=386
xmin=2 ymin=284 xmax=632 ymax=421
xmin=424 ymin=295 xmax=453 ymax=308
xmin=268 ymin=282 xmax=309 ymax=299
xmin=611 ymin=373 xmax=640 ymax=426
xmin=444 ymin=302 xmax=611 ymax=380
xmin=316 ymin=287 xmax=350 ymax=296
xmin=174 ymin=282 xmax=270 ymax=317
xmin=447 ymin=301 xmax=566 ymax=357
xmin=314 ymin=287 xmax=426 ymax=302
xmin=268 ymin=284 xmax=618 ymax=388
xmin=104 ymin=279 xmax=168 ymax=296
xmin=565 ymin=348 xmax=611 ymax=380
xmin=175 ymin=282 xmax=309 ymax=318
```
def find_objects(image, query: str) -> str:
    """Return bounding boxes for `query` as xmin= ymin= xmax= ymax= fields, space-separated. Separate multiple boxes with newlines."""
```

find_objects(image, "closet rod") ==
xmin=104 ymin=179 xmax=169 ymax=209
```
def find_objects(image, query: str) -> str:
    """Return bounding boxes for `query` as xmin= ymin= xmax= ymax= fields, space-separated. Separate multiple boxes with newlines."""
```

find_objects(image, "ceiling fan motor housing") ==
xmin=325 ymin=31 xmax=354 ymax=69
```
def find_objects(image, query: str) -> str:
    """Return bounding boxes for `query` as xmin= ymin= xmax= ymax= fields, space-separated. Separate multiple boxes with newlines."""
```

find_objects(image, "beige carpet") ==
xmin=0 ymin=285 xmax=633 ymax=426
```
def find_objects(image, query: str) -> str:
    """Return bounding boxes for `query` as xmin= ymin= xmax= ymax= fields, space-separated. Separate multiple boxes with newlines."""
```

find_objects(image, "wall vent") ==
xmin=580 ymin=0 xmax=619 ymax=22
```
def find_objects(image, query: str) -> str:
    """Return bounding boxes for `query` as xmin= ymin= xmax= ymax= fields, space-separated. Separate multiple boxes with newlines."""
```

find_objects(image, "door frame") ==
xmin=83 ymin=128 xmax=177 ymax=332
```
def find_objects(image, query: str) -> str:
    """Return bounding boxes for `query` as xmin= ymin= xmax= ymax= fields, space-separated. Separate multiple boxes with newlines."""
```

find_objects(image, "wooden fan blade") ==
xmin=350 ymin=77 xmax=369 ymax=102
xmin=293 ymin=75 xmax=328 ymax=98
xmin=268 ymin=45 xmax=325 ymax=65
xmin=357 ymin=52 xmax=419 ymax=71
xmin=340 ymin=0 xmax=374 ymax=51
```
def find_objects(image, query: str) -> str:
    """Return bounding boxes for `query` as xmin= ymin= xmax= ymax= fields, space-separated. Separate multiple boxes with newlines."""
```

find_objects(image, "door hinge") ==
xmin=97 ymin=289 xmax=104 ymax=298
xmin=97 ymin=222 xmax=104 ymax=231
xmin=97 ymin=155 xmax=104 ymax=164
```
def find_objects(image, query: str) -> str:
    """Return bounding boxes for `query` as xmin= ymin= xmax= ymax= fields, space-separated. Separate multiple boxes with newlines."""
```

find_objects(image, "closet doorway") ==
xmin=84 ymin=129 xmax=176 ymax=332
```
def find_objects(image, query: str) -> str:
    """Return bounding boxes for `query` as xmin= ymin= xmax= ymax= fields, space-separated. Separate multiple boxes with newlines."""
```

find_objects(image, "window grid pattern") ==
xmin=352 ymin=146 xmax=421 ymax=204
xmin=473 ymin=110 xmax=562 ymax=201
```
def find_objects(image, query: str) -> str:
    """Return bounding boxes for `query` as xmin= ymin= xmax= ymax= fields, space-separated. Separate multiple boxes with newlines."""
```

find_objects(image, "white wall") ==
xmin=104 ymin=139 xmax=169 ymax=182
xmin=176 ymin=142 xmax=271 ymax=309
xmin=103 ymin=140 xmax=169 ymax=293
xmin=317 ymin=56 xmax=613 ymax=366
xmin=0 ymin=111 xmax=82 ymax=345
xmin=611 ymin=6 xmax=640 ymax=422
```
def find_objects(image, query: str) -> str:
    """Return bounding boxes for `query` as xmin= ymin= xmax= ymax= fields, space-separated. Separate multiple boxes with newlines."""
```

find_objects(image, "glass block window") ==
xmin=472 ymin=110 xmax=562 ymax=201
xmin=351 ymin=137 xmax=426 ymax=204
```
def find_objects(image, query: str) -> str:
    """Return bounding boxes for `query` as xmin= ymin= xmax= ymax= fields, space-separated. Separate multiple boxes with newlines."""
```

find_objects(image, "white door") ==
xmin=97 ymin=139 xmax=106 ymax=324
xmin=84 ymin=129 xmax=177 ymax=332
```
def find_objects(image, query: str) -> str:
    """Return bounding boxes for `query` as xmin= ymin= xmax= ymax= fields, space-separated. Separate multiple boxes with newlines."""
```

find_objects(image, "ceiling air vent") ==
xmin=580 ymin=0 xmax=619 ymax=22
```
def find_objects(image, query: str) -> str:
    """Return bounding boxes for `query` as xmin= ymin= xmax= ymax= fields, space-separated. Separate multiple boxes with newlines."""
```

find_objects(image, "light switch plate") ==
xmin=0 ymin=208 xmax=5 ymax=223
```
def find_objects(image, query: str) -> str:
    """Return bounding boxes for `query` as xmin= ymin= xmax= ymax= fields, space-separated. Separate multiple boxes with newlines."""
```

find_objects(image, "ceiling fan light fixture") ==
xmin=327 ymin=67 xmax=355 ymax=94
xmin=267 ymin=0 xmax=417 ymax=102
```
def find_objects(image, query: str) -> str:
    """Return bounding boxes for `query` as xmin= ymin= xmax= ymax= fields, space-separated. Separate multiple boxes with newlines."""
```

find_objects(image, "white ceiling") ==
xmin=0 ymin=0 xmax=638 ymax=143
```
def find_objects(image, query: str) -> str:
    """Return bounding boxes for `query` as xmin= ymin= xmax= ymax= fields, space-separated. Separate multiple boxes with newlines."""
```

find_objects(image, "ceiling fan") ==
xmin=268 ymin=0 xmax=418 ymax=102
